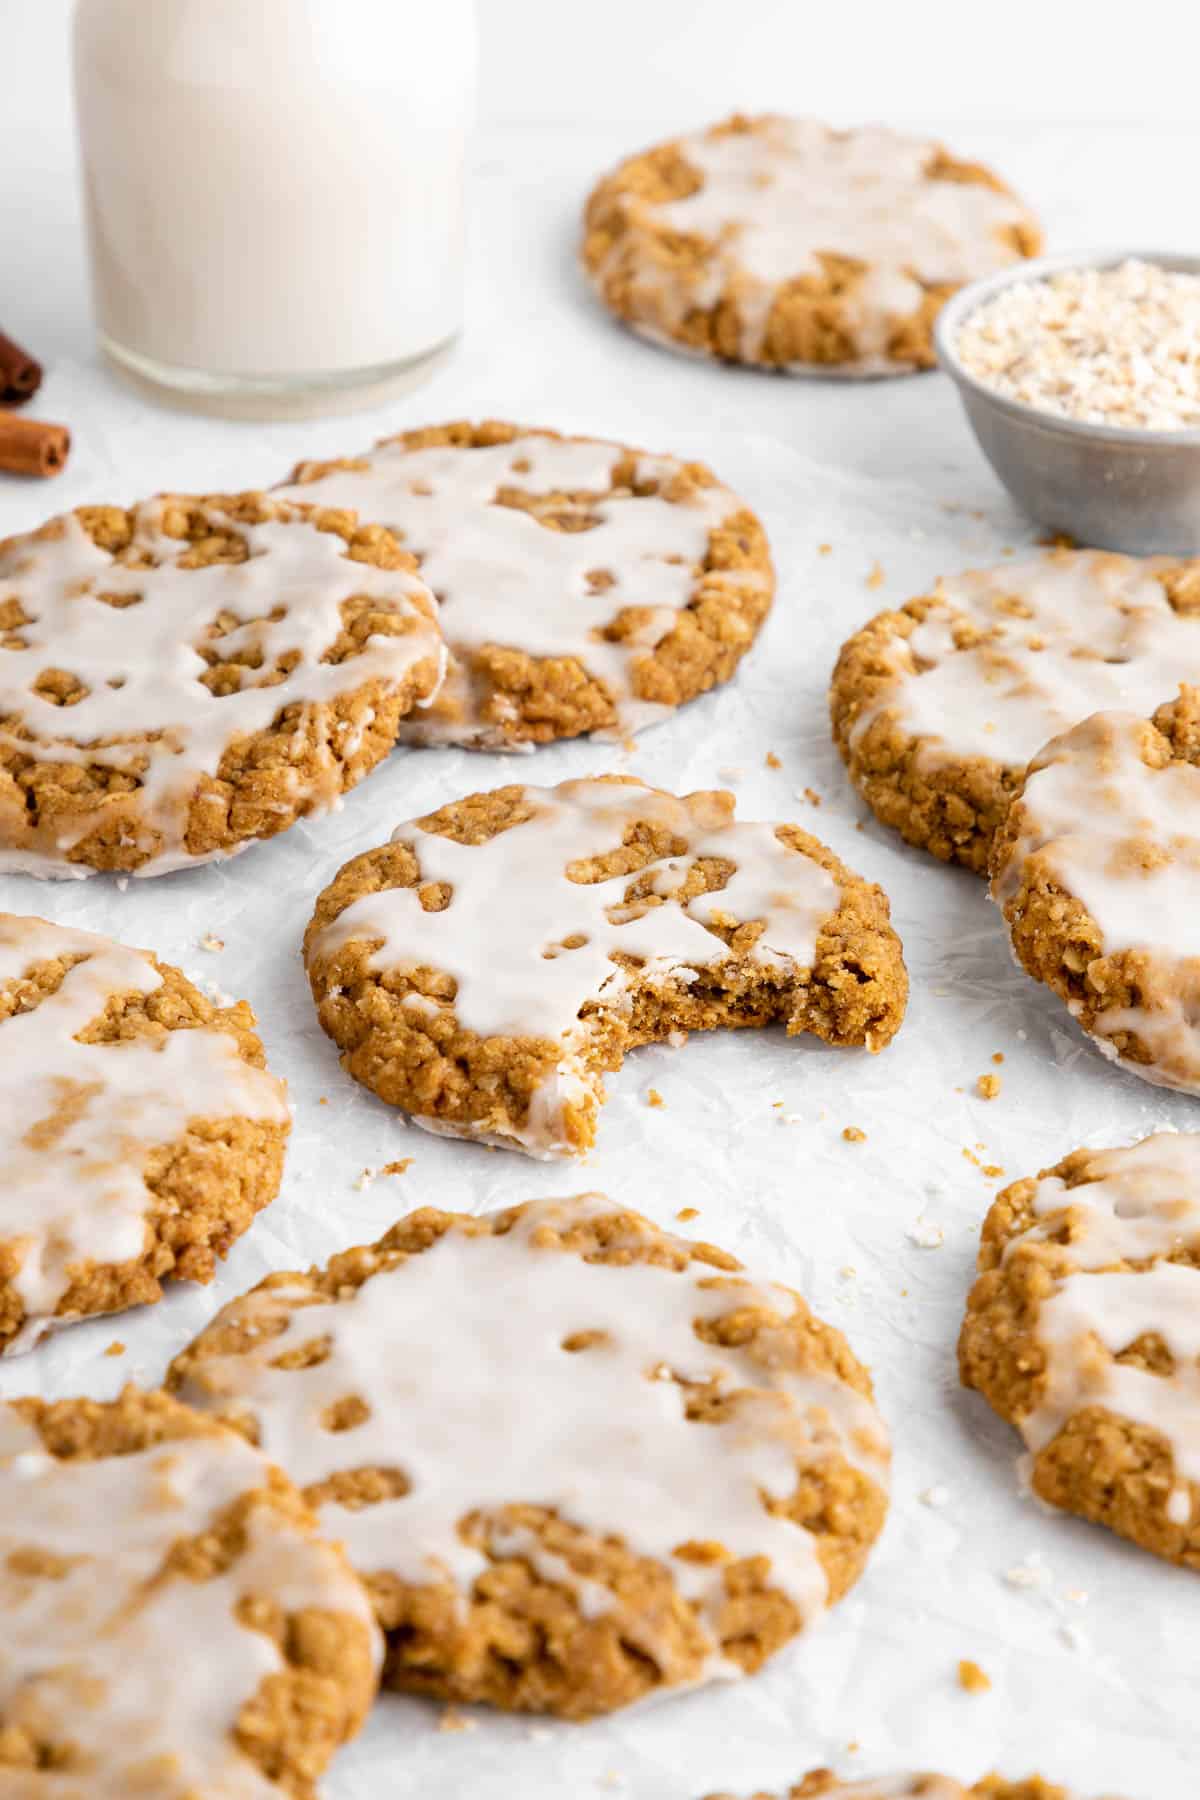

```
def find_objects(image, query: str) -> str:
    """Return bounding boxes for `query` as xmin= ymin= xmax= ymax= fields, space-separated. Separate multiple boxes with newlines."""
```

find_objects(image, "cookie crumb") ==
xmin=381 ymin=1158 xmax=412 ymax=1177
xmin=957 ymin=1658 xmax=991 ymax=1694
xmin=765 ymin=751 xmax=782 ymax=770
xmin=318 ymin=1096 xmax=329 ymax=1106
xmin=104 ymin=1340 xmax=126 ymax=1357
xmin=438 ymin=1706 xmax=477 ymax=1734
xmin=842 ymin=1125 xmax=867 ymax=1143
xmin=675 ymin=1206 xmax=699 ymax=1222
xmin=198 ymin=933 xmax=224 ymax=953
xmin=991 ymin=1051 xmax=1005 ymax=1064
xmin=865 ymin=561 xmax=885 ymax=589
xmin=818 ymin=543 xmax=832 ymax=556
xmin=976 ymin=1072 xmax=1002 ymax=1100
xmin=646 ymin=1089 xmax=665 ymax=1109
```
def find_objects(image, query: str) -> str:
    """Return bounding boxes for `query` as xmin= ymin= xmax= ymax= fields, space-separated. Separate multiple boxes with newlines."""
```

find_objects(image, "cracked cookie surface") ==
xmin=832 ymin=548 xmax=1200 ymax=872
xmin=0 ymin=492 xmax=443 ymax=876
xmin=303 ymin=774 xmax=907 ymax=1158
xmin=169 ymin=1194 xmax=890 ymax=1720
xmin=990 ymin=692 xmax=1200 ymax=1091
xmin=281 ymin=420 xmax=773 ymax=750
xmin=583 ymin=115 xmax=1040 ymax=375
xmin=0 ymin=912 xmax=290 ymax=1354
xmin=0 ymin=1387 xmax=378 ymax=1798
xmin=961 ymin=1131 xmax=1200 ymax=1569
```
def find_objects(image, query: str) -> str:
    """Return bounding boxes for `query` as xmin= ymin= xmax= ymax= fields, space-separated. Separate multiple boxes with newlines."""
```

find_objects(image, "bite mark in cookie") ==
xmin=282 ymin=420 xmax=773 ymax=750
xmin=0 ymin=913 xmax=290 ymax=1353
xmin=303 ymin=775 xmax=907 ymax=1158
xmin=0 ymin=493 xmax=444 ymax=876
xmin=168 ymin=1195 xmax=890 ymax=1720
xmin=990 ymin=693 xmax=1200 ymax=1091
xmin=960 ymin=1132 xmax=1200 ymax=1570
xmin=831 ymin=548 xmax=1200 ymax=872
xmin=583 ymin=116 xmax=1040 ymax=376
xmin=0 ymin=1388 xmax=378 ymax=1798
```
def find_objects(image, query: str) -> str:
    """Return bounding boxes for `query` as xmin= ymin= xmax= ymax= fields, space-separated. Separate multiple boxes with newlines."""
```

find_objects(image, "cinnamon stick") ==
xmin=0 ymin=411 xmax=70 ymax=478
xmin=0 ymin=331 xmax=43 ymax=406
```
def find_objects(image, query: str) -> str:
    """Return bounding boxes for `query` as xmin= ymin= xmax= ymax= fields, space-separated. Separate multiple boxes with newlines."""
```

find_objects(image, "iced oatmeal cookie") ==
xmin=0 ymin=913 xmax=290 ymax=1354
xmin=168 ymin=1194 xmax=890 ymax=1720
xmin=302 ymin=774 xmax=907 ymax=1158
xmin=0 ymin=1388 xmax=378 ymax=1798
xmin=0 ymin=491 xmax=444 ymax=876
xmin=831 ymin=549 xmax=1200 ymax=872
xmin=582 ymin=116 xmax=1040 ymax=375
xmin=281 ymin=420 xmax=774 ymax=750
xmin=960 ymin=1132 xmax=1200 ymax=1569
xmin=990 ymin=692 xmax=1200 ymax=1091
xmin=706 ymin=1774 xmax=1119 ymax=1799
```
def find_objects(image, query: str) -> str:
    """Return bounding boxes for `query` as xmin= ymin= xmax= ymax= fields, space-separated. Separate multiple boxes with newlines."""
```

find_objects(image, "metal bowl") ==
xmin=935 ymin=249 xmax=1200 ymax=554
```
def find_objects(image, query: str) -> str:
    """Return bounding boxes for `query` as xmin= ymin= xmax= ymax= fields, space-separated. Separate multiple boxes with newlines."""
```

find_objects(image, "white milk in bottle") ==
xmin=72 ymin=0 xmax=477 ymax=417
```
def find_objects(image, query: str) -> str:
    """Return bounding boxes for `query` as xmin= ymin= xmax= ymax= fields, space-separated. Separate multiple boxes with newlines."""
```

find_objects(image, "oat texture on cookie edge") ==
xmin=168 ymin=1194 xmax=891 ymax=1720
xmin=302 ymin=774 xmax=908 ymax=1158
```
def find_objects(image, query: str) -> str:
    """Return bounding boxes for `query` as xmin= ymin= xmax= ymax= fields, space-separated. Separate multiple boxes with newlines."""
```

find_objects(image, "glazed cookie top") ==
xmin=282 ymin=423 xmax=773 ymax=749
xmin=170 ymin=1195 xmax=890 ymax=1686
xmin=0 ymin=1390 xmax=378 ymax=1798
xmin=972 ymin=1133 xmax=1200 ymax=1507
xmin=309 ymin=775 xmax=844 ymax=1043
xmin=0 ymin=493 xmax=443 ymax=876
xmin=0 ymin=913 xmax=289 ymax=1352
xmin=990 ymin=704 xmax=1200 ymax=1089
xmin=842 ymin=550 xmax=1200 ymax=773
xmin=585 ymin=116 xmax=1037 ymax=370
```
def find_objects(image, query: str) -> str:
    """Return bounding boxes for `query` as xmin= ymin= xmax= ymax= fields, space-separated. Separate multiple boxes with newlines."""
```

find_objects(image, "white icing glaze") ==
xmin=280 ymin=432 xmax=766 ymax=750
xmin=1006 ymin=1134 xmax=1200 ymax=1503
xmin=611 ymin=118 xmax=1032 ymax=367
xmin=173 ymin=1194 xmax=890 ymax=1690
xmin=0 ymin=913 xmax=290 ymax=1351
xmin=0 ymin=498 xmax=443 ymax=876
xmin=0 ymin=1405 xmax=378 ymax=1798
xmin=853 ymin=549 xmax=1200 ymax=769
xmin=310 ymin=777 xmax=844 ymax=1156
xmin=990 ymin=709 xmax=1200 ymax=1092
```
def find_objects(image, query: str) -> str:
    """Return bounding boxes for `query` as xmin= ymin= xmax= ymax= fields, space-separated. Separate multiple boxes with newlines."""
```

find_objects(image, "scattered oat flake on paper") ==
xmin=957 ymin=1658 xmax=992 ymax=1694
xmin=381 ymin=1158 xmax=412 ymax=1176
xmin=353 ymin=1168 xmax=375 ymax=1192
xmin=438 ymin=1707 xmax=477 ymax=1734
xmin=907 ymin=1217 xmax=944 ymax=1249
xmin=198 ymin=932 xmax=224 ymax=952
xmin=865 ymin=560 xmax=885 ymax=589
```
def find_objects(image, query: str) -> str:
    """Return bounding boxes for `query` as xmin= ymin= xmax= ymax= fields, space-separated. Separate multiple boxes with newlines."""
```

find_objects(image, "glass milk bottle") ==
xmin=72 ymin=0 xmax=477 ymax=418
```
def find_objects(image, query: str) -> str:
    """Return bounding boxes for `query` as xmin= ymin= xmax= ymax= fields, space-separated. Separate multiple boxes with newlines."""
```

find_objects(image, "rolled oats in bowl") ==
xmin=955 ymin=258 xmax=1200 ymax=431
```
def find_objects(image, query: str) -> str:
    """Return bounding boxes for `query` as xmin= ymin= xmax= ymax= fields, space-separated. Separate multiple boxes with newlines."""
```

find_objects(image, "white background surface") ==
xmin=2 ymin=6 xmax=1200 ymax=1798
